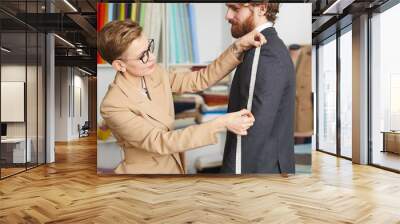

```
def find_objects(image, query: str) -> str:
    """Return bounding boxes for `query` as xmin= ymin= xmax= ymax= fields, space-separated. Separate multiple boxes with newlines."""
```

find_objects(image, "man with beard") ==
xmin=221 ymin=2 xmax=296 ymax=174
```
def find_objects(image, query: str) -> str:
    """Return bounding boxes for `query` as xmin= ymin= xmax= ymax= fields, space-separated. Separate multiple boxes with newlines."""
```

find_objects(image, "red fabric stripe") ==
xmin=97 ymin=3 xmax=105 ymax=64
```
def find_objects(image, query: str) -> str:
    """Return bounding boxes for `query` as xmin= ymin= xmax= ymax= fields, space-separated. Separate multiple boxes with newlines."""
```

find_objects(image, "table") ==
xmin=1 ymin=138 xmax=31 ymax=164
xmin=381 ymin=131 xmax=400 ymax=154
xmin=97 ymin=137 xmax=124 ymax=172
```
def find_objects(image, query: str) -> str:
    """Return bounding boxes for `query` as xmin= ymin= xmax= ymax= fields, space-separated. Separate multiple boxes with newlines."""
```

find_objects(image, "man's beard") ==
xmin=229 ymin=14 xmax=255 ymax=39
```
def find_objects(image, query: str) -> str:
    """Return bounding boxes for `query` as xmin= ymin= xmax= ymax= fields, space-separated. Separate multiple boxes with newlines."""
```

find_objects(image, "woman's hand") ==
xmin=215 ymin=109 xmax=255 ymax=135
xmin=233 ymin=29 xmax=267 ymax=55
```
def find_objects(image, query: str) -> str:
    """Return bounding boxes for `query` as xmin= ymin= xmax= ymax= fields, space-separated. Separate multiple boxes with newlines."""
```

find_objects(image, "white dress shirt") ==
xmin=255 ymin=21 xmax=274 ymax=32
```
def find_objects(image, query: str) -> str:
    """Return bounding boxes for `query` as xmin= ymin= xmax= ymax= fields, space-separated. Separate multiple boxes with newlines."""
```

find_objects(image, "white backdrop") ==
xmin=275 ymin=3 xmax=312 ymax=46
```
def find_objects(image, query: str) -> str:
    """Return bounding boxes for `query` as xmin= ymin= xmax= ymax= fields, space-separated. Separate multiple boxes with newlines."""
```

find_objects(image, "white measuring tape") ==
xmin=235 ymin=47 xmax=261 ymax=174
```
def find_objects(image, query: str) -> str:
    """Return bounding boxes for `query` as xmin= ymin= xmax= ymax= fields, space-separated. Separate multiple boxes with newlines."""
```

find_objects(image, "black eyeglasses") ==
xmin=118 ymin=39 xmax=154 ymax=64
xmin=139 ymin=39 xmax=154 ymax=64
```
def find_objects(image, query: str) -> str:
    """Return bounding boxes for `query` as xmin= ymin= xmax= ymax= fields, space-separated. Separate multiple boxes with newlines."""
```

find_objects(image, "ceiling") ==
xmin=0 ymin=0 xmax=395 ymax=74
xmin=310 ymin=0 xmax=391 ymax=43
xmin=0 ymin=0 xmax=96 ymax=74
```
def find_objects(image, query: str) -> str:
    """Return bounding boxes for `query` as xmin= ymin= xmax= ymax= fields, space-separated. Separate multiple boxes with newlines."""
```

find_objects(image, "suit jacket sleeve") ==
xmin=100 ymin=100 xmax=221 ymax=155
xmin=248 ymin=50 xmax=291 ymax=142
xmin=168 ymin=45 xmax=242 ymax=94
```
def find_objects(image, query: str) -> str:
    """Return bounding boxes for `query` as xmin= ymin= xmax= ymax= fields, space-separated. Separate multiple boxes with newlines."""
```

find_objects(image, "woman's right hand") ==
xmin=216 ymin=109 xmax=255 ymax=135
xmin=234 ymin=29 xmax=267 ymax=53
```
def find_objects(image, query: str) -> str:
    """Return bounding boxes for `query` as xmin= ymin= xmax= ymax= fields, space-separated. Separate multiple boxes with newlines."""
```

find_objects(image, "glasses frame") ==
xmin=117 ymin=39 xmax=154 ymax=64
xmin=139 ymin=39 xmax=154 ymax=64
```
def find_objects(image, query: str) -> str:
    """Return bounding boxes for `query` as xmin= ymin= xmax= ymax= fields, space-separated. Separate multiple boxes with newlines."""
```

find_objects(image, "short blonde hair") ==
xmin=97 ymin=20 xmax=142 ymax=64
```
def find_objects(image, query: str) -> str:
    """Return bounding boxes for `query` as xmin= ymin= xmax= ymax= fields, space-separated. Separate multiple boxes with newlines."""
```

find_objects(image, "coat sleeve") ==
xmin=168 ymin=45 xmax=242 ymax=94
xmin=245 ymin=50 xmax=292 ymax=144
xmin=100 ymin=99 xmax=222 ymax=155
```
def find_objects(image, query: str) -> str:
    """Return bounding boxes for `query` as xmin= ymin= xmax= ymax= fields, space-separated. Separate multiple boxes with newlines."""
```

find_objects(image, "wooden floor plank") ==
xmin=0 ymin=135 xmax=399 ymax=223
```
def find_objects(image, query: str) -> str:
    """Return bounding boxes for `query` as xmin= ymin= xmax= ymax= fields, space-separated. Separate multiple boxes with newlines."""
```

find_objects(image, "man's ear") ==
xmin=111 ymin=60 xmax=126 ymax=73
xmin=258 ymin=4 xmax=268 ymax=16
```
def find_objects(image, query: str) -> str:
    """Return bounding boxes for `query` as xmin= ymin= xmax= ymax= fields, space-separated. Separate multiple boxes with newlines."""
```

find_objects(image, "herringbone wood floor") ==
xmin=0 ymin=135 xmax=400 ymax=224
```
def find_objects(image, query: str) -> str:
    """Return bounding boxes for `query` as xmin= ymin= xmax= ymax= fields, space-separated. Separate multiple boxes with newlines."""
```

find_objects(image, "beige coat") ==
xmin=294 ymin=45 xmax=313 ymax=135
xmin=100 ymin=46 xmax=241 ymax=174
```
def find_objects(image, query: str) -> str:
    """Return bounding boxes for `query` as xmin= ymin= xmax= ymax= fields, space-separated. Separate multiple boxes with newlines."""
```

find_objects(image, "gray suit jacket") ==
xmin=221 ymin=27 xmax=296 ymax=174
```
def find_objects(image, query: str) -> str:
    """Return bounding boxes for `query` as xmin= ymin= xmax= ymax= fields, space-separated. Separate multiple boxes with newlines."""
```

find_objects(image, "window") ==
xmin=339 ymin=28 xmax=352 ymax=158
xmin=370 ymin=2 xmax=400 ymax=171
xmin=0 ymin=0 xmax=47 ymax=179
xmin=317 ymin=36 xmax=337 ymax=154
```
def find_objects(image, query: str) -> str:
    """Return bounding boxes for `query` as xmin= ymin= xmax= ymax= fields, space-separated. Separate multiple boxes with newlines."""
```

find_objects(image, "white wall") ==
xmin=72 ymin=74 xmax=89 ymax=138
xmin=55 ymin=67 xmax=69 ymax=141
xmin=54 ymin=67 xmax=89 ymax=141
xmin=274 ymin=3 xmax=312 ymax=46
xmin=194 ymin=3 xmax=232 ymax=63
xmin=97 ymin=65 xmax=116 ymax=124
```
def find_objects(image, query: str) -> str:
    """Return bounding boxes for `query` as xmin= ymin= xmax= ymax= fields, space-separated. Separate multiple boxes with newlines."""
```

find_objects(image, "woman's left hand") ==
xmin=234 ymin=29 xmax=267 ymax=53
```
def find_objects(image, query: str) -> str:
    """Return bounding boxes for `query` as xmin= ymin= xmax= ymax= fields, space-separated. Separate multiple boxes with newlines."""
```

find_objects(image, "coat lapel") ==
xmin=114 ymin=71 xmax=184 ymax=173
xmin=114 ymin=72 xmax=174 ymax=130
xmin=143 ymin=72 xmax=185 ymax=173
